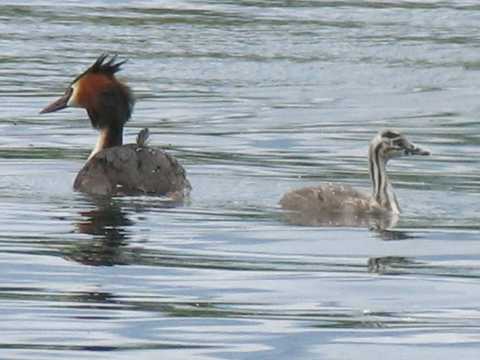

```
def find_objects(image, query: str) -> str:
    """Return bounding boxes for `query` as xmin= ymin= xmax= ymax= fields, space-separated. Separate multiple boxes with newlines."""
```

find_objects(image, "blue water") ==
xmin=0 ymin=1 xmax=479 ymax=359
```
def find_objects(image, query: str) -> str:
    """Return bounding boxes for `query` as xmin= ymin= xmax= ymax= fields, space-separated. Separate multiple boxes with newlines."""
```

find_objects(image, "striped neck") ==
xmin=368 ymin=141 xmax=400 ymax=214
xmin=88 ymin=125 xmax=123 ymax=161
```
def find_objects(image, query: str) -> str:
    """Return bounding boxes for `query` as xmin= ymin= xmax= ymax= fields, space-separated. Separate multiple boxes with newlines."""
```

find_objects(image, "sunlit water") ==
xmin=1 ymin=1 xmax=480 ymax=359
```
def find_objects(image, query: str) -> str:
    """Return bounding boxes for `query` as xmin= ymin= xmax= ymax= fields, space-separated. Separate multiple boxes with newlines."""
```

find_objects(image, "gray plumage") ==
xmin=74 ymin=137 xmax=191 ymax=197
xmin=280 ymin=183 xmax=378 ymax=215
xmin=279 ymin=183 xmax=397 ymax=228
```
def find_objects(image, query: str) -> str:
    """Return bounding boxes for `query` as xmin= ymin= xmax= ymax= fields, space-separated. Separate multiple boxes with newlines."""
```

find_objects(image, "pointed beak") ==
xmin=40 ymin=88 xmax=72 ymax=114
xmin=404 ymin=143 xmax=430 ymax=156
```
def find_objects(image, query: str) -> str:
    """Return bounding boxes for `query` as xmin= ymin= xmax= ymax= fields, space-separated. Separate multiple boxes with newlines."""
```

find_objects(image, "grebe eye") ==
xmin=392 ymin=138 xmax=406 ymax=148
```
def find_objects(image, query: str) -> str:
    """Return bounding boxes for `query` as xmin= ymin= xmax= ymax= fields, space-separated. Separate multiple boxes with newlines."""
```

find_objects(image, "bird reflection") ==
xmin=63 ymin=195 xmax=184 ymax=266
xmin=281 ymin=208 xmax=399 ymax=230
xmin=281 ymin=208 xmax=417 ymax=241
xmin=368 ymin=256 xmax=416 ymax=274
xmin=374 ymin=228 xmax=413 ymax=241
xmin=65 ymin=197 xmax=137 ymax=266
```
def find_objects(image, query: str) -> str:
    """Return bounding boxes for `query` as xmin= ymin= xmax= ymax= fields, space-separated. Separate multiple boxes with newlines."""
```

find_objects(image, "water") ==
xmin=1 ymin=1 xmax=480 ymax=359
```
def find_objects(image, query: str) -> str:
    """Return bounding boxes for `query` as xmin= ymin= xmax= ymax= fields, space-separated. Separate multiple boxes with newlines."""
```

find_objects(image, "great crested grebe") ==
xmin=280 ymin=130 xmax=430 ymax=226
xmin=40 ymin=55 xmax=190 ymax=197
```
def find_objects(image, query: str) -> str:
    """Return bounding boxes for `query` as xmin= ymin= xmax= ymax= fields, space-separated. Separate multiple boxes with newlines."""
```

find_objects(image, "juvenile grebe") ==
xmin=280 ymin=130 xmax=429 ymax=226
xmin=40 ymin=55 xmax=190 ymax=197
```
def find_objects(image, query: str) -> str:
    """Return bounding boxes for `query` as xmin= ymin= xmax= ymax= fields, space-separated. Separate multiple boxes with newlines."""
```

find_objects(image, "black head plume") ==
xmin=88 ymin=54 xmax=127 ymax=75
xmin=71 ymin=54 xmax=127 ymax=84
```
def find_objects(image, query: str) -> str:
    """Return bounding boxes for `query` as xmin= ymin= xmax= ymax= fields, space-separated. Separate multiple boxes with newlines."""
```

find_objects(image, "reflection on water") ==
xmin=281 ymin=207 xmax=399 ymax=229
xmin=374 ymin=228 xmax=414 ymax=241
xmin=66 ymin=197 xmax=185 ymax=266
xmin=1 ymin=1 xmax=480 ymax=359
xmin=368 ymin=256 xmax=416 ymax=274
xmin=67 ymin=198 xmax=134 ymax=266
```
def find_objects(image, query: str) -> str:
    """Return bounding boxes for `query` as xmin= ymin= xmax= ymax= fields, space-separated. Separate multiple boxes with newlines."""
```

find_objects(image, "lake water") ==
xmin=1 ymin=1 xmax=480 ymax=359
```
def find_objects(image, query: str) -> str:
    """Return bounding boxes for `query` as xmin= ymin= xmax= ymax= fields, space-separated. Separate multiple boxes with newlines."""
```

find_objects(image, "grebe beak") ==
xmin=404 ymin=144 xmax=430 ymax=156
xmin=40 ymin=88 xmax=73 ymax=114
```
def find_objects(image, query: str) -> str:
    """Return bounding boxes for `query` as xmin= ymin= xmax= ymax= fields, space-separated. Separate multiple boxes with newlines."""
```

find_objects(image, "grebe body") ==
xmin=280 ymin=130 xmax=429 ymax=226
xmin=41 ymin=55 xmax=190 ymax=197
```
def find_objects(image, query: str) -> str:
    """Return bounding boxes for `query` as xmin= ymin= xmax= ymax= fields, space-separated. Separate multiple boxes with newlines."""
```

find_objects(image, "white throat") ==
xmin=369 ymin=143 xmax=401 ymax=214
xmin=67 ymin=82 xmax=81 ymax=107
xmin=88 ymin=128 xmax=109 ymax=161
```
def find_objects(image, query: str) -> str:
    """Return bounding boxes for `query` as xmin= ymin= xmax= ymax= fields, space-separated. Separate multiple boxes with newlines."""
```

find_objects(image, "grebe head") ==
xmin=370 ymin=129 xmax=430 ymax=163
xmin=368 ymin=129 xmax=429 ymax=214
xmin=40 ymin=54 xmax=135 ymax=130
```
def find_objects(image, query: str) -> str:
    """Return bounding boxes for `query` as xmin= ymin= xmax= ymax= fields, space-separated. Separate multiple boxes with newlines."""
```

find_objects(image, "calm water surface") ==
xmin=1 ymin=1 xmax=480 ymax=359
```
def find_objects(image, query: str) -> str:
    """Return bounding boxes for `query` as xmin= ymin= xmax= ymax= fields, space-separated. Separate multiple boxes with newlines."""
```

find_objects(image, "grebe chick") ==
xmin=280 ymin=130 xmax=429 ymax=226
xmin=40 ymin=55 xmax=190 ymax=197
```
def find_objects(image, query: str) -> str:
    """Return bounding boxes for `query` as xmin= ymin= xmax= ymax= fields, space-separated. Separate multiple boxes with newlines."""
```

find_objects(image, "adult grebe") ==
xmin=40 ymin=55 xmax=190 ymax=197
xmin=280 ymin=130 xmax=430 ymax=226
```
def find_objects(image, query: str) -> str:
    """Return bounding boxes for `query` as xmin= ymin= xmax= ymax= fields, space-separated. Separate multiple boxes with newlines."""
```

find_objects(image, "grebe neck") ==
xmin=368 ymin=143 xmax=400 ymax=214
xmin=88 ymin=125 xmax=123 ymax=161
